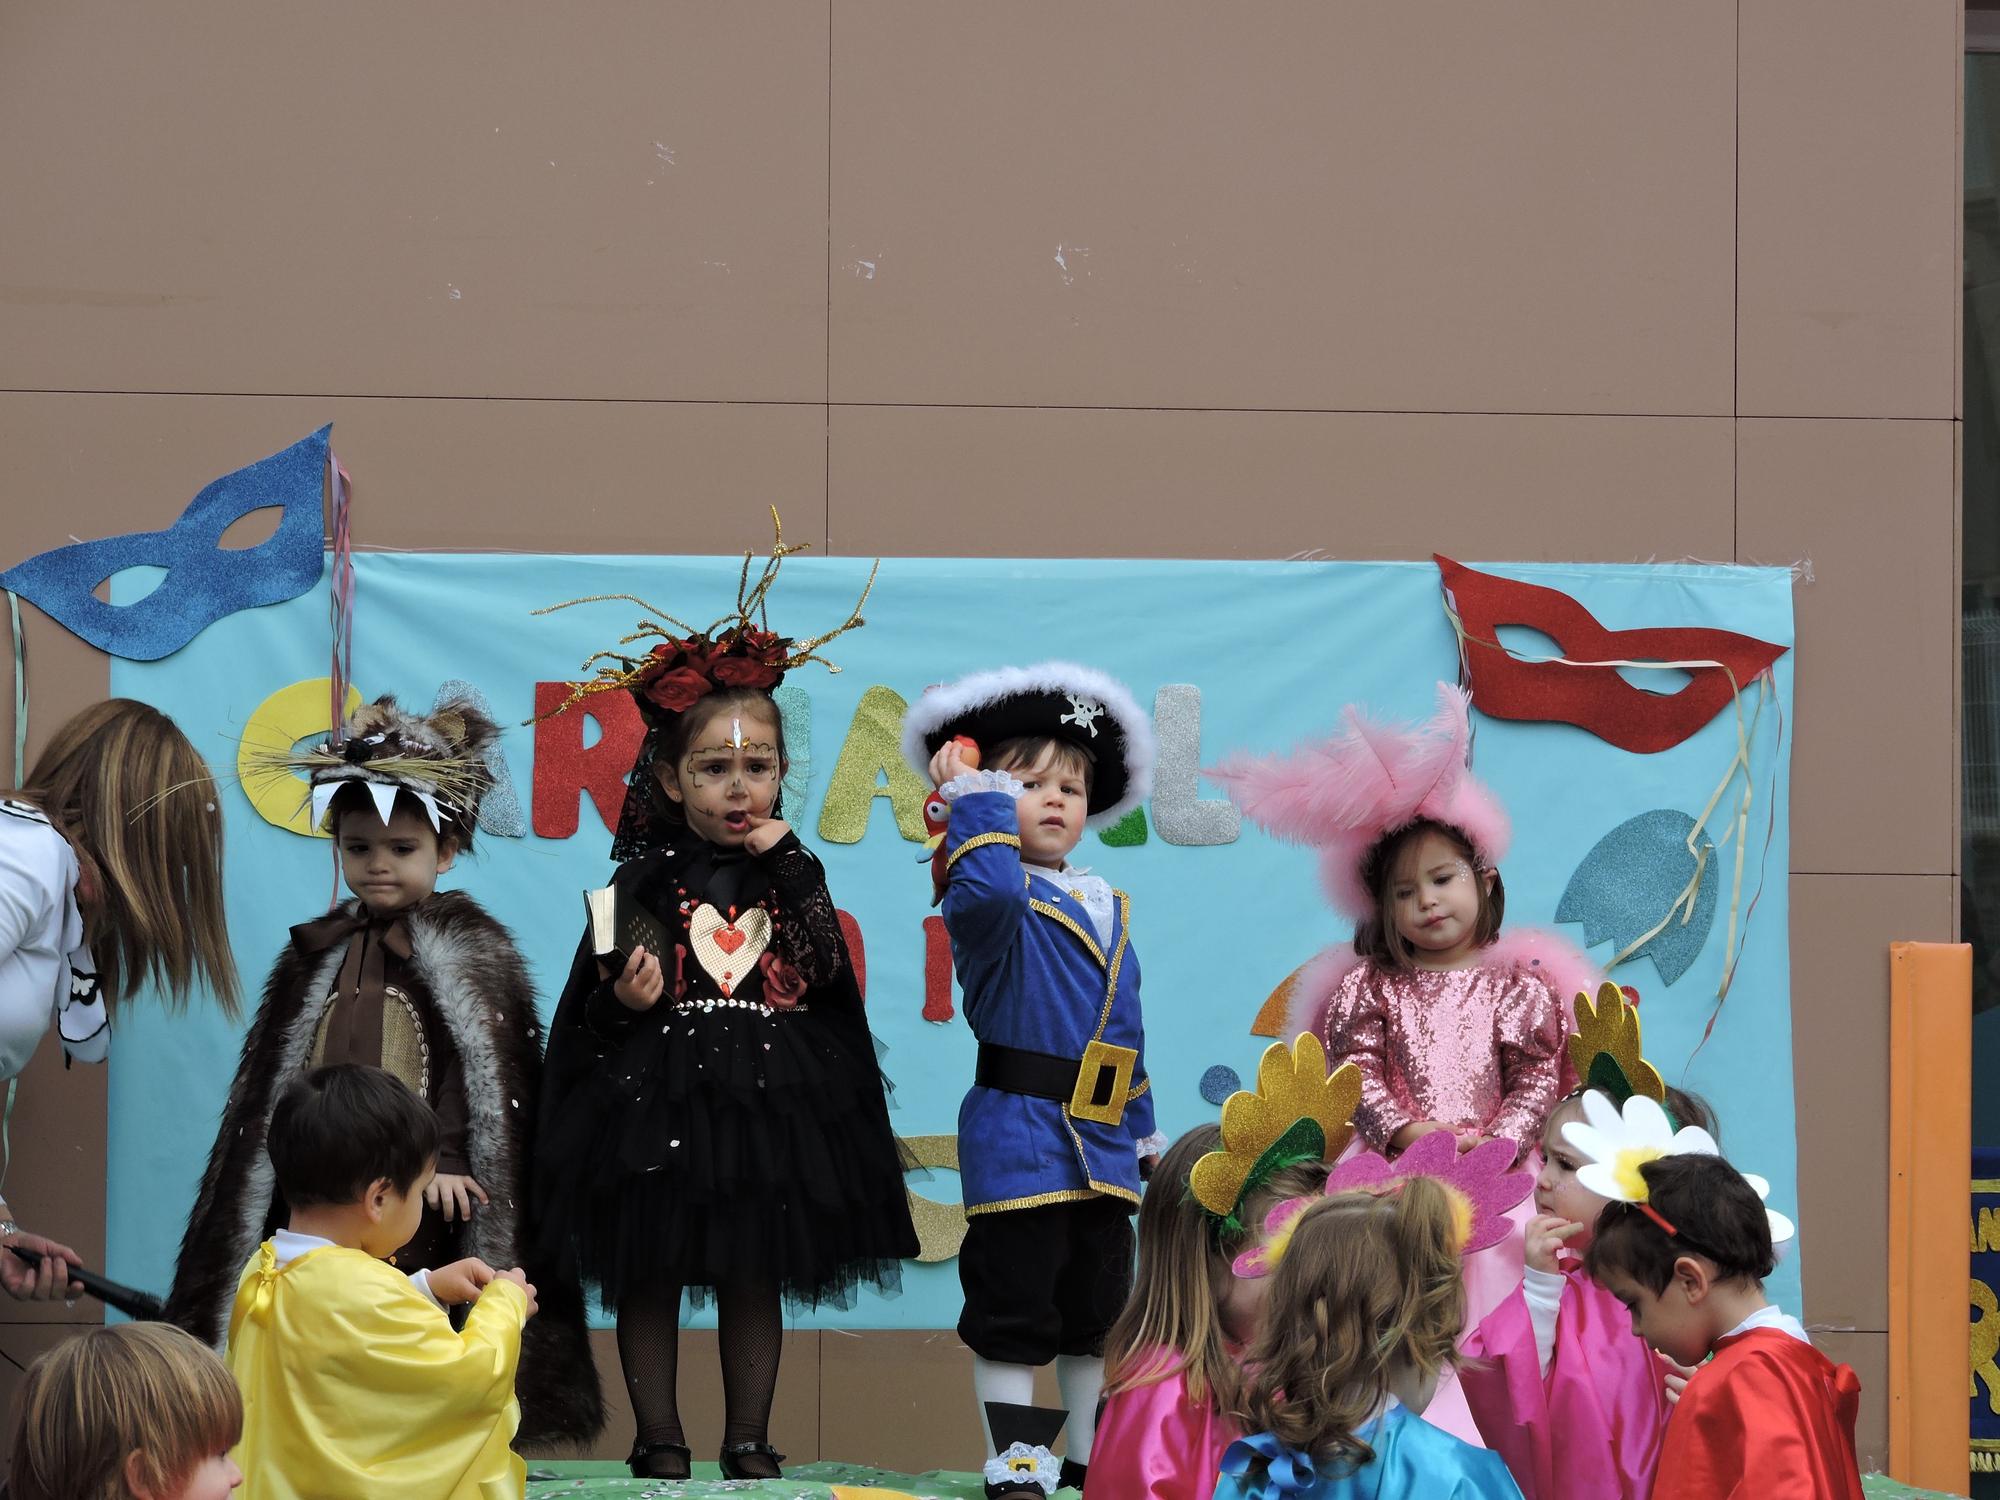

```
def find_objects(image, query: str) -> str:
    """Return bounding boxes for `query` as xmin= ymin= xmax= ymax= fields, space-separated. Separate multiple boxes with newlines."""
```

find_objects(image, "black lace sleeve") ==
xmin=760 ymin=832 xmax=845 ymax=987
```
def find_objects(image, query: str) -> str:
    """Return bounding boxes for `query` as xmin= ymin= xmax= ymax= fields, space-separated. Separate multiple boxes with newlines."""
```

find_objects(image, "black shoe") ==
xmin=1059 ymin=1458 xmax=1088 ymax=1492
xmin=718 ymin=1440 xmax=786 ymax=1480
xmin=628 ymin=1439 xmax=692 ymax=1480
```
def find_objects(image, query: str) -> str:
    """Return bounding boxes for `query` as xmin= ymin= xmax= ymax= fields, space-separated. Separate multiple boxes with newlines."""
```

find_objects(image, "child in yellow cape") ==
xmin=226 ymin=1064 xmax=537 ymax=1499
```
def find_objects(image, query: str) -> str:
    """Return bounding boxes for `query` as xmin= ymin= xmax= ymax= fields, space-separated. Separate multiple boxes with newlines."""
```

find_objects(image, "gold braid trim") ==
xmin=1029 ymin=899 xmax=1107 ymax=969
xmin=947 ymin=831 xmax=1022 ymax=870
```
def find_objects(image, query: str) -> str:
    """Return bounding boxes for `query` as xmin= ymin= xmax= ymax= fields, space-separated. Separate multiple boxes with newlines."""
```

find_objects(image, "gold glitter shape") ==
xmin=1567 ymin=982 xmax=1665 ymax=1103
xmin=1188 ymin=1033 xmax=1361 ymax=1218
xmin=900 ymin=1133 xmax=970 ymax=1263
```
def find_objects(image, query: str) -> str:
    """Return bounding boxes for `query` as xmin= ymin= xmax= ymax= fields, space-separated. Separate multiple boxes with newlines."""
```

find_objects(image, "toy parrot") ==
xmin=921 ymin=736 xmax=981 ymax=905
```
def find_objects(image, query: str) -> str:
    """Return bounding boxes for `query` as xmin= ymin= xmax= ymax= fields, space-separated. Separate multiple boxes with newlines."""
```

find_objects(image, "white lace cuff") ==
xmin=940 ymin=770 xmax=1026 ymax=802
xmin=1135 ymin=1129 xmax=1171 ymax=1158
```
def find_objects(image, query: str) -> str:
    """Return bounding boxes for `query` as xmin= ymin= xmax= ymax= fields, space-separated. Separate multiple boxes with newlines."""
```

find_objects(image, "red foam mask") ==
xmin=1435 ymin=556 xmax=1787 ymax=754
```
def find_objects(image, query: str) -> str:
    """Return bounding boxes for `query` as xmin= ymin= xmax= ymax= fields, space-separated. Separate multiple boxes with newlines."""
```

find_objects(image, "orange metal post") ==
xmin=1887 ymin=941 xmax=1972 ymax=1491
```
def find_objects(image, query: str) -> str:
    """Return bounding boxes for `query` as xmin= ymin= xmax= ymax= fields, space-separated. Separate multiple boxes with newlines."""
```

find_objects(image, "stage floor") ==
xmin=522 ymin=1462 xmax=1962 ymax=1498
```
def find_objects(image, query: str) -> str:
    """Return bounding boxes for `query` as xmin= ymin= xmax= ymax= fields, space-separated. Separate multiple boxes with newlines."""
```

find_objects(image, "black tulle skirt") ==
xmin=536 ymin=996 xmax=917 ymax=1313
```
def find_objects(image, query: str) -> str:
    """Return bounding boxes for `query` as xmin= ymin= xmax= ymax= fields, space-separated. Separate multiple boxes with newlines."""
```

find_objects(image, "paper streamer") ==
xmin=429 ymin=680 xmax=524 ymax=838
xmin=530 ymin=682 xmax=645 ymax=840
xmin=922 ymin=915 xmax=955 ymax=1022
xmin=816 ymin=685 xmax=929 ymax=844
xmin=1149 ymin=685 xmax=1238 ymax=846
xmin=0 ymin=426 xmax=332 ymax=661
xmin=899 ymin=1133 xmax=969 ymax=1263
xmin=1557 ymin=809 xmax=1718 ymax=987
xmin=238 ymin=678 xmax=365 ymax=836
xmin=7 ymin=591 xmax=24 ymax=785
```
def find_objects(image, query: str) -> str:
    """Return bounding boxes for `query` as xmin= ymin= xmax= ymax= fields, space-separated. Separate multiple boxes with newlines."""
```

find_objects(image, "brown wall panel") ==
xmin=1787 ymin=874 xmax=1953 ymax=1338
xmin=1737 ymin=0 xmax=1960 ymax=419
xmin=0 ymin=393 xmax=829 ymax=557
xmin=831 ymin=2 xmax=1735 ymax=415
xmin=554 ymin=1329 xmax=822 ymax=1465
xmin=1816 ymin=1330 xmax=1890 ymax=1473
xmin=0 ymin=2 xmax=831 ymax=402
xmin=829 ymin=407 xmax=1735 ymax=559
xmin=1736 ymin=418 xmax=1957 ymax=876
xmin=818 ymin=1329 xmax=1063 ymax=1471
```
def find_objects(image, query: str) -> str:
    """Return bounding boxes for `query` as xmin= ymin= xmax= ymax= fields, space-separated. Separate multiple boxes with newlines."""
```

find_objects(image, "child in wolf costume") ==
xmin=164 ymin=695 xmax=603 ymax=1448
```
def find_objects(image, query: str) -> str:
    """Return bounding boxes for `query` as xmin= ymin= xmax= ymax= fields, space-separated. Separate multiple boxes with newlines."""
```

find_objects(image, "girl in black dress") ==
xmin=534 ymin=542 xmax=917 ymax=1481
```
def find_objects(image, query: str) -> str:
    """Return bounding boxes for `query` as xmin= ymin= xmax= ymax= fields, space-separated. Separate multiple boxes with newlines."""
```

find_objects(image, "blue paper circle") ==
xmin=1199 ymin=1065 xmax=1241 ymax=1105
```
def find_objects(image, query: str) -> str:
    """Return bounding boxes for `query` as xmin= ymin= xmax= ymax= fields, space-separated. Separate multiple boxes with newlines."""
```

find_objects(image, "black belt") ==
xmin=976 ymin=1042 xmax=1082 ymax=1102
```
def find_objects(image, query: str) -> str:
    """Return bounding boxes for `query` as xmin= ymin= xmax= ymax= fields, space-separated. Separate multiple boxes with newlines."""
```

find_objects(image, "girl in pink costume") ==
xmin=1094 ymin=1126 xmax=1331 ymax=1500
xmin=1208 ymin=683 xmax=1595 ymax=1443
xmin=1457 ymin=1085 xmax=1700 ymax=1497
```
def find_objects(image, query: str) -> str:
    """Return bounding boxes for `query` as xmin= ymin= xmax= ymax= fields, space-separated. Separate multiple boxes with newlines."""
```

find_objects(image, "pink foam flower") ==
xmin=1324 ymin=1131 xmax=1534 ymax=1255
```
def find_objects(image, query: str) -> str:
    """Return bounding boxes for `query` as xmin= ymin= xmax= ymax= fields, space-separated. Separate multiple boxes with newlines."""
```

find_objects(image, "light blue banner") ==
xmin=108 ymin=553 xmax=1797 ymax=1326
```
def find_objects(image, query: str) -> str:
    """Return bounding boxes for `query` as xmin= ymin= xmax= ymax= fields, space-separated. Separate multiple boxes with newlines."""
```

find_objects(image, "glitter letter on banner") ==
xmin=816 ymin=685 xmax=929 ymax=844
xmin=1098 ymin=807 xmax=1148 ymax=846
xmin=923 ymin=915 xmax=955 ymax=1022
xmin=1151 ymin=685 xmax=1239 ymax=847
xmin=837 ymin=910 xmax=866 ymax=1000
xmin=772 ymin=683 xmax=812 ymax=819
xmin=239 ymin=678 xmax=364 ymax=836
xmin=531 ymin=681 xmax=646 ymax=840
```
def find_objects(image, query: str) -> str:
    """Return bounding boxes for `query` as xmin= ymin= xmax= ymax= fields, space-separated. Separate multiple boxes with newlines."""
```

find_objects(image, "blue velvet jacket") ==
xmin=941 ymin=788 xmax=1155 ymax=1214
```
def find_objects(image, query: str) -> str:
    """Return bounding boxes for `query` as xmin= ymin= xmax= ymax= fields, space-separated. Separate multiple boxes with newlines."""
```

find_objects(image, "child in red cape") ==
xmin=1582 ymin=1151 xmax=1862 ymax=1499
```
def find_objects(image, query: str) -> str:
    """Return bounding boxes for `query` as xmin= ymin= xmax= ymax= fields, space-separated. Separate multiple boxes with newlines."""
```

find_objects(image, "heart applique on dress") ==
xmin=688 ymin=904 xmax=772 ymax=997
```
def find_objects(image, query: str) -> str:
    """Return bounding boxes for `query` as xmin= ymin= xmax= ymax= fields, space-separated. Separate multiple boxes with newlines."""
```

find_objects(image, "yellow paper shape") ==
xmin=900 ymin=1133 xmax=969 ymax=1264
xmin=239 ymin=677 xmax=363 ymax=837
xmin=817 ymin=685 xmax=931 ymax=844
xmin=1567 ymin=982 xmax=1665 ymax=1103
xmin=1189 ymin=1034 xmax=1360 ymax=1218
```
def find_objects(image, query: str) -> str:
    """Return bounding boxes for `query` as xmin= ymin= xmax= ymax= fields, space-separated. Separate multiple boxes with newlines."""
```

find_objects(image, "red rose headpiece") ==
xmin=534 ymin=509 xmax=877 ymax=729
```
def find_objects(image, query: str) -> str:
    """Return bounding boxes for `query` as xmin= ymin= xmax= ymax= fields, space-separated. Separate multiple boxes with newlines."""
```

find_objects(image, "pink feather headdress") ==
xmin=1205 ymin=682 xmax=1511 ymax=920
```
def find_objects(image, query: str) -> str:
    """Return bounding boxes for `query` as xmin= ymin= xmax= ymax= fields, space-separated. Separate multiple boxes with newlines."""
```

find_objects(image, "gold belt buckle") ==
xmin=1069 ymin=1040 xmax=1138 ymax=1126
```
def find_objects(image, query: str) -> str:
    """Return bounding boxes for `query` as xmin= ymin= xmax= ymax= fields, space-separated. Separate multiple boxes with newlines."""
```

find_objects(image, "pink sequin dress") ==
xmin=1323 ymin=960 xmax=1566 ymax=1158
xmin=1321 ymin=957 xmax=1566 ymax=1447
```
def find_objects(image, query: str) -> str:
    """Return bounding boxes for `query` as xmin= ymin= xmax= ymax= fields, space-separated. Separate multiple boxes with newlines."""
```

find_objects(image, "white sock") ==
xmin=972 ymin=1356 xmax=1038 ymax=1457
xmin=1055 ymin=1353 xmax=1106 ymax=1465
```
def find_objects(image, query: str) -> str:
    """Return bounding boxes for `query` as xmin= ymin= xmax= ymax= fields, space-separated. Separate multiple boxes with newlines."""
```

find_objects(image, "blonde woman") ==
xmin=0 ymin=699 xmax=237 ymax=1300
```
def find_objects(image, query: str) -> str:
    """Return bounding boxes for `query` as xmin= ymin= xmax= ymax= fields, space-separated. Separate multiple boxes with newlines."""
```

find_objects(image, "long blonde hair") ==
xmin=7 ymin=1322 xmax=243 ymax=1500
xmin=1235 ymin=1179 xmax=1466 ymax=1470
xmin=15 ymin=700 xmax=238 ymax=1015
xmin=1102 ymin=1124 xmax=1330 ymax=1418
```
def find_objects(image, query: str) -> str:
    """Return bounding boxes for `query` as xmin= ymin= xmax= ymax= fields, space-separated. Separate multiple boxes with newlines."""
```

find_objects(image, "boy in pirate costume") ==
xmin=903 ymin=662 xmax=1165 ymax=1497
xmin=165 ymin=695 xmax=603 ymax=1449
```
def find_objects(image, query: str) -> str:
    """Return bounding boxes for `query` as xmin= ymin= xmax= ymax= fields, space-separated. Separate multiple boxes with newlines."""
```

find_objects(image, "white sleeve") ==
xmin=407 ymin=1268 xmax=445 ymax=1309
xmin=1523 ymin=1265 xmax=1566 ymax=1375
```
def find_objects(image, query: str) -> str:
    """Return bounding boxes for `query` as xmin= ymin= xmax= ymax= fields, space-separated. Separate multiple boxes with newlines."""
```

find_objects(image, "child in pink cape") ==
xmin=1460 ymin=984 xmax=1793 ymax=1500
xmin=1094 ymin=1036 xmax=1356 ymax=1500
xmin=1208 ymin=682 xmax=1595 ymax=1442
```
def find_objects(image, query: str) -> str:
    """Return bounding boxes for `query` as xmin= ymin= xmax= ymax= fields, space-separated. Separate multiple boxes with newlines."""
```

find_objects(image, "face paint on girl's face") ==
xmin=659 ymin=707 xmax=783 ymax=846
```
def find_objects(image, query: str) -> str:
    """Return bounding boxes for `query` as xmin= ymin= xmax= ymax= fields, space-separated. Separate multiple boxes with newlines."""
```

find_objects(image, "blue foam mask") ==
xmin=0 ymin=425 xmax=330 ymax=661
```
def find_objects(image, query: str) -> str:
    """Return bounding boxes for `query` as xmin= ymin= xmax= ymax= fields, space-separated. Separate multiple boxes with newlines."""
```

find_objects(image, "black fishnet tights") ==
xmin=617 ymin=1279 xmax=786 ymax=1481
